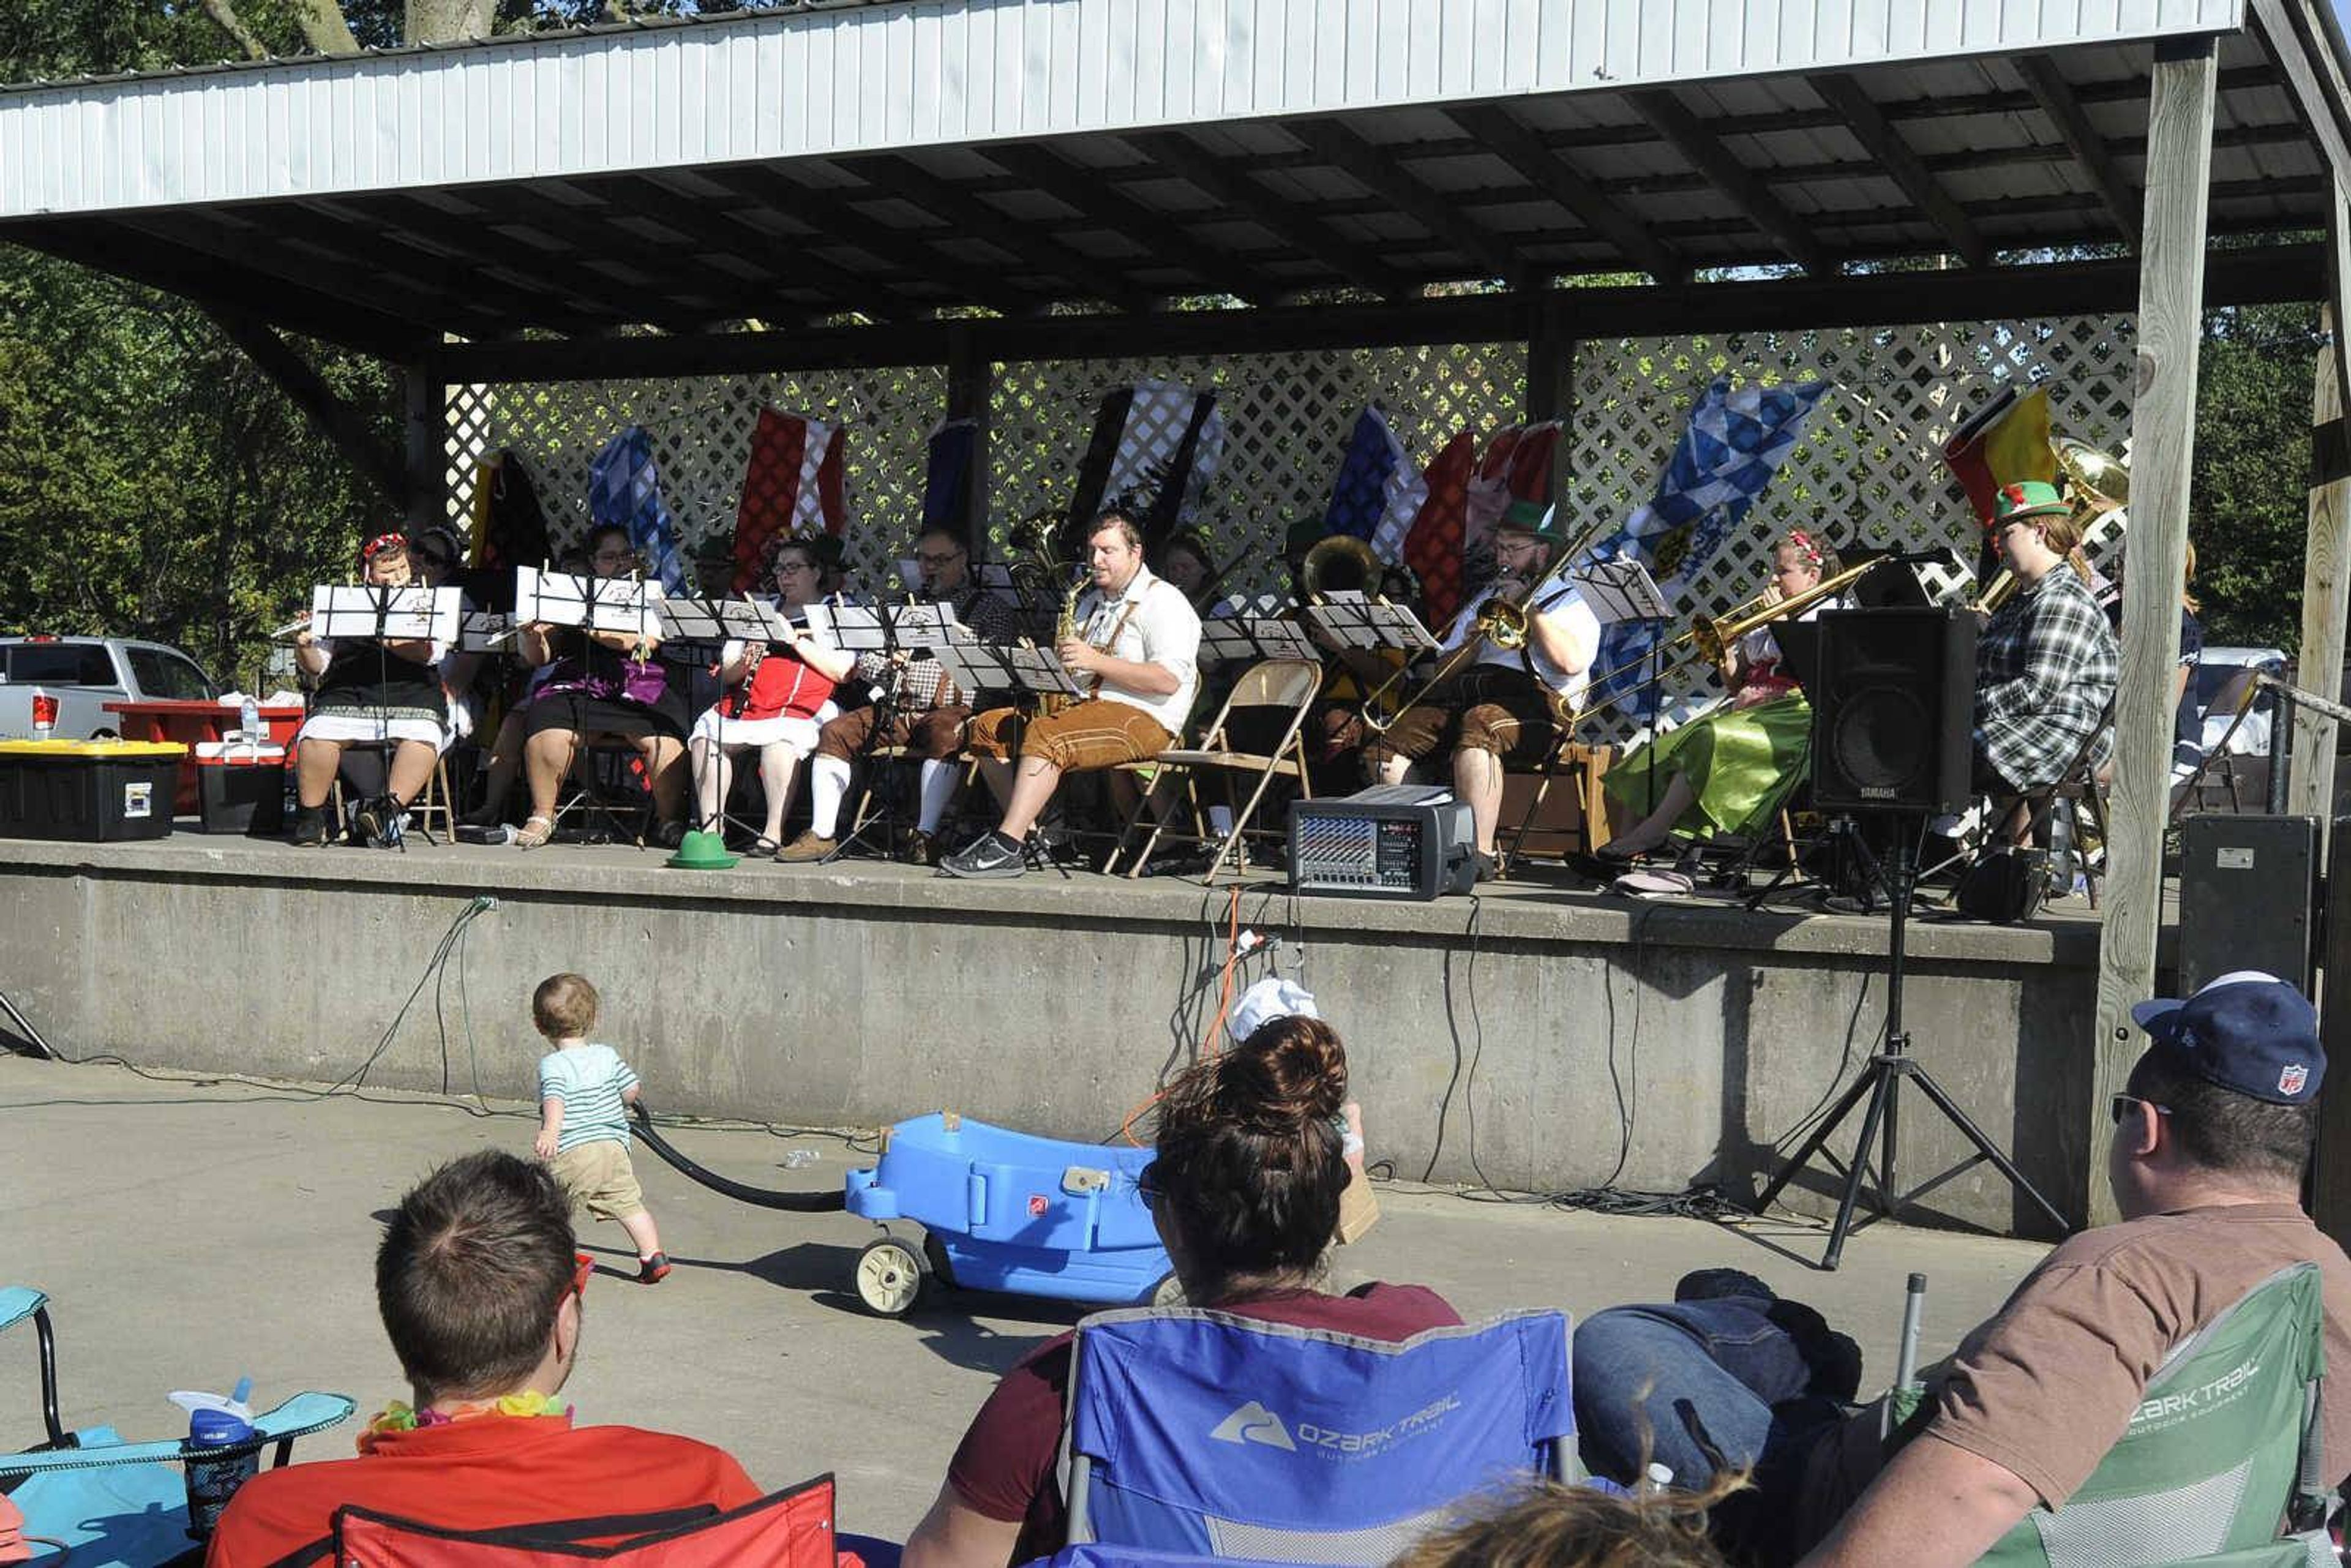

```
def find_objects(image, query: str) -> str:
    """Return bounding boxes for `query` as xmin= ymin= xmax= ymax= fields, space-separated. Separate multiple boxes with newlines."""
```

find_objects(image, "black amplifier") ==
xmin=1288 ymin=786 xmax=1476 ymax=901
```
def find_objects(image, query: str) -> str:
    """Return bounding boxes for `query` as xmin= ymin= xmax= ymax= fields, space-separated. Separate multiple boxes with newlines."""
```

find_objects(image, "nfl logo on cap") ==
xmin=2281 ymin=1063 xmax=2309 ymax=1097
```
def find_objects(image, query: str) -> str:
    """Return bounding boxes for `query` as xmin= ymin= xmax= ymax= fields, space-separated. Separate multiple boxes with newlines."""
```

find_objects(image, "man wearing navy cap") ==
xmin=1573 ymin=972 xmax=2351 ymax=1566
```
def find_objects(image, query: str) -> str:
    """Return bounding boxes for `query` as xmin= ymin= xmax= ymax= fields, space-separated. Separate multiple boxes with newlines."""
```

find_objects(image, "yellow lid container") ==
xmin=0 ymin=740 xmax=187 ymax=759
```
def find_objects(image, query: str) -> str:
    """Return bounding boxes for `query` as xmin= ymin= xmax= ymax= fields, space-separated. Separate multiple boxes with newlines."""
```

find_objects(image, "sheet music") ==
xmin=310 ymin=584 xmax=462 ymax=643
xmin=459 ymin=610 xmax=513 ymax=652
xmin=1363 ymin=600 xmax=1440 ymax=654
xmin=1003 ymin=643 xmax=1088 ymax=697
xmin=514 ymin=567 xmax=664 ymax=640
xmin=1198 ymin=617 xmax=1322 ymax=666
xmin=657 ymin=596 xmax=733 ymax=641
xmin=1572 ymin=559 xmax=1673 ymax=625
xmin=1302 ymin=591 xmax=1382 ymax=651
xmin=887 ymin=601 xmax=960 ymax=650
xmin=932 ymin=642 xmax=1019 ymax=699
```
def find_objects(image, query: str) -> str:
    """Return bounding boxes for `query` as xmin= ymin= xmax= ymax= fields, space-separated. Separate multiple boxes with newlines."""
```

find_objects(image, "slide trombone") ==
xmin=1575 ymin=556 xmax=1889 ymax=720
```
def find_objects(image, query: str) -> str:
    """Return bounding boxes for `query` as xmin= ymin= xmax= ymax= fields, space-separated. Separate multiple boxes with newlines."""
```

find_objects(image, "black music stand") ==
xmin=310 ymin=583 xmax=463 ymax=850
xmin=1752 ymin=819 xmax=2070 ymax=1268
xmin=820 ymin=601 xmax=962 ymax=866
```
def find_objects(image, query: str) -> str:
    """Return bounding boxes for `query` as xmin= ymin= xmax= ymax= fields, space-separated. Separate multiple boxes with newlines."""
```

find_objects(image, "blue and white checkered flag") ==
xmin=588 ymin=426 xmax=686 ymax=594
xmin=1584 ymin=378 xmax=1829 ymax=712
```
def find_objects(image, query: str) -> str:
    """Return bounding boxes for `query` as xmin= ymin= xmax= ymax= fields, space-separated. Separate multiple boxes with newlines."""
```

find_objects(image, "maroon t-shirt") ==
xmin=946 ymin=1283 xmax=1461 ymax=1563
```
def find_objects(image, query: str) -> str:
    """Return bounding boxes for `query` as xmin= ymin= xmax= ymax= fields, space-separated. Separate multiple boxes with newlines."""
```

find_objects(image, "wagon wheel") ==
xmin=921 ymin=1231 xmax=958 ymax=1290
xmin=1145 ymin=1271 xmax=1185 ymax=1308
xmin=854 ymin=1236 xmax=929 ymax=1318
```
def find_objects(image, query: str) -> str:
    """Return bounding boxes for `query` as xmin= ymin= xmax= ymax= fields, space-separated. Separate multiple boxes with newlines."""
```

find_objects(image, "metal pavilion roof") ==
xmin=0 ymin=0 xmax=2343 ymax=356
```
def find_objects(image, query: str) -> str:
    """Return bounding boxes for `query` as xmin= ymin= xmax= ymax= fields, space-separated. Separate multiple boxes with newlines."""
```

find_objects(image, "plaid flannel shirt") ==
xmin=1974 ymin=566 xmax=2119 ymax=790
xmin=849 ymin=583 xmax=1020 ymax=710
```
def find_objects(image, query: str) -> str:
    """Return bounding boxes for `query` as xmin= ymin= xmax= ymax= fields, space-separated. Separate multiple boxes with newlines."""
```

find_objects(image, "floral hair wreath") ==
xmin=1784 ymin=528 xmax=1826 ymax=568
xmin=360 ymin=532 xmax=408 ymax=564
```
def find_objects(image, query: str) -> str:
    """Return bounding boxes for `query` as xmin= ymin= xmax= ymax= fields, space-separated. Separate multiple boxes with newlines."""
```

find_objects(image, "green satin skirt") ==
xmin=1603 ymin=693 xmax=1811 ymax=841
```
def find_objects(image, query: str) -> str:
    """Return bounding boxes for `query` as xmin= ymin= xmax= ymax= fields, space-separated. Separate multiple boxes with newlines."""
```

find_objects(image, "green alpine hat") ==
xmin=1992 ymin=480 xmax=2070 ymax=527
xmin=666 ymin=827 xmax=740 ymax=871
xmin=1496 ymin=499 xmax=1564 ymax=543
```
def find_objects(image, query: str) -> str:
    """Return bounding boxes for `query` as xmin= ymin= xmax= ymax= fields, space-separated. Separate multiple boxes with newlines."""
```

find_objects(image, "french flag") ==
xmin=732 ymin=407 xmax=846 ymax=593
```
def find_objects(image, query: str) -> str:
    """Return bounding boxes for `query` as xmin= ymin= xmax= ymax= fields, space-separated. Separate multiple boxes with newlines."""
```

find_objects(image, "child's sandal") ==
xmin=516 ymin=815 xmax=555 ymax=849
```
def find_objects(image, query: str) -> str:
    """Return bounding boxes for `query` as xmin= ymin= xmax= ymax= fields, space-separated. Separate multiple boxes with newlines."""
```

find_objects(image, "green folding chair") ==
xmin=1889 ymin=1262 xmax=2334 ymax=1567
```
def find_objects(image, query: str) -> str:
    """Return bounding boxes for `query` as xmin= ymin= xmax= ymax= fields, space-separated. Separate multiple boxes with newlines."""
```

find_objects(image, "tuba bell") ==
xmin=1299 ymin=533 xmax=1381 ymax=599
xmin=1974 ymin=439 xmax=2128 ymax=613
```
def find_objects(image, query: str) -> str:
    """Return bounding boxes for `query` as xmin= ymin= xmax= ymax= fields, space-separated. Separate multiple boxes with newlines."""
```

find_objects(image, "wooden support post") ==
xmin=945 ymin=323 xmax=993 ymax=550
xmin=2088 ymin=36 xmax=2219 ymax=1228
xmin=401 ymin=364 xmax=441 ymax=538
xmin=2290 ymin=197 xmax=2351 ymax=844
xmin=1525 ymin=294 xmax=1577 ymax=505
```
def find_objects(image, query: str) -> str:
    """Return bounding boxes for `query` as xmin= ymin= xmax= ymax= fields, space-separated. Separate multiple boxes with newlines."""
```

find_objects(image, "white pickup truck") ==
xmin=0 ymin=636 xmax=221 ymax=739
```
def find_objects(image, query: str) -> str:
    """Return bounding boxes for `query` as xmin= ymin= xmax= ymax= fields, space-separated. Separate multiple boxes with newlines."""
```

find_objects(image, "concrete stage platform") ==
xmin=0 ymin=835 xmax=2125 ymax=1237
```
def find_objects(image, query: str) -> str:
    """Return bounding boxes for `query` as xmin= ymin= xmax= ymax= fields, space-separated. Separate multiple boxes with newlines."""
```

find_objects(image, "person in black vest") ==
xmin=288 ymin=532 xmax=449 ymax=847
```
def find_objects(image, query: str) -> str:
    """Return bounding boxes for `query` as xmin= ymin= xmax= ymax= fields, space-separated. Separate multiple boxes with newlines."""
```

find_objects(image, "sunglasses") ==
xmin=2109 ymin=1093 xmax=2172 ymax=1126
xmin=572 ymin=1250 xmax=596 ymax=1296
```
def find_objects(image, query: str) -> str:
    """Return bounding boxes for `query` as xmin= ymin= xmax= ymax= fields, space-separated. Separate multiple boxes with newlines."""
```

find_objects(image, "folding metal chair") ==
xmin=1104 ymin=659 xmax=1321 ymax=880
xmin=1062 ymin=1307 xmax=1573 ymax=1563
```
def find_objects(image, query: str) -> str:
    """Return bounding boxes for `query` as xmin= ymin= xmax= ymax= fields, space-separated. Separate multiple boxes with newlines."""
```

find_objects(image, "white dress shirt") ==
xmin=1439 ymin=580 xmax=1603 ymax=713
xmin=1072 ymin=564 xmax=1202 ymax=732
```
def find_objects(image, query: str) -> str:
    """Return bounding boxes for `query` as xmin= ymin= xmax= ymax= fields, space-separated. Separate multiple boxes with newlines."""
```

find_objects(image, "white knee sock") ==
xmin=808 ymin=756 xmax=852 ymax=838
xmin=917 ymin=759 xmax=959 ymax=834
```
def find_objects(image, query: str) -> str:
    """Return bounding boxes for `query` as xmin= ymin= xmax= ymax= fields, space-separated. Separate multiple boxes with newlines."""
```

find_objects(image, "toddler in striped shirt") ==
xmin=530 ymin=972 xmax=670 ymax=1283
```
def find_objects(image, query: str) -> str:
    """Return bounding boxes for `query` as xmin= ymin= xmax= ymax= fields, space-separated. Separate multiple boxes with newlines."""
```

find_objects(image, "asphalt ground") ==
xmin=0 ymin=1054 xmax=2049 ymax=1540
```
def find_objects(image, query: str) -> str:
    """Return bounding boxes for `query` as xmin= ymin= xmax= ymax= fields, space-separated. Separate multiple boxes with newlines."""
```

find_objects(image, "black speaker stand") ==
xmin=1744 ymin=812 xmax=1881 ymax=913
xmin=1752 ymin=825 xmax=2071 ymax=1268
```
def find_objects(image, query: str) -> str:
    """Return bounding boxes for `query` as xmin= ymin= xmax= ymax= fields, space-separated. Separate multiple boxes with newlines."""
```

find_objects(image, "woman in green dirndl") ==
xmin=1600 ymin=529 xmax=1839 ymax=861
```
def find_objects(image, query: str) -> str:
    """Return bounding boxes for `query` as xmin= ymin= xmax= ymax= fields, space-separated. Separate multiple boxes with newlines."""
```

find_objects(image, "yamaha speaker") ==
xmin=1809 ymin=607 xmax=1978 ymax=816
xmin=2178 ymin=814 xmax=2318 ymax=993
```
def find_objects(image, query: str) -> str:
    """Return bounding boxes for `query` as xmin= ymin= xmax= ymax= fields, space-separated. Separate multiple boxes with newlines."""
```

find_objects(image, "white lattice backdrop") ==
xmin=1565 ymin=315 xmax=2134 ymax=735
xmin=988 ymin=345 xmax=1525 ymax=603
xmin=438 ymin=316 xmax=2135 ymax=737
xmin=443 ymin=369 xmax=947 ymax=584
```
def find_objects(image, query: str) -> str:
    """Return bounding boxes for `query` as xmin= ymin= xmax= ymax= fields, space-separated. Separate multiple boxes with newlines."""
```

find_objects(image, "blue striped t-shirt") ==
xmin=538 ymin=1043 xmax=639 ymax=1153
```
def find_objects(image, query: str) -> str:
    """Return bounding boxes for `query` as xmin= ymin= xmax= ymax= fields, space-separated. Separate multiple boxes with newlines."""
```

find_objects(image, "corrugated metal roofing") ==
xmin=0 ymin=0 xmax=2334 ymax=349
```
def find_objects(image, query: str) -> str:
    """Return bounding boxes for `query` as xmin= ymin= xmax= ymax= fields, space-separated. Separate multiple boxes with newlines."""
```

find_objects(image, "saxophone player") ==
xmin=941 ymin=507 xmax=1202 ymax=879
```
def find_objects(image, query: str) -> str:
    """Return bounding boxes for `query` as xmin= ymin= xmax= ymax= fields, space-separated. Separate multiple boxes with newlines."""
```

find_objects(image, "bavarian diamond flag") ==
xmin=1583 ymin=378 xmax=1830 ymax=715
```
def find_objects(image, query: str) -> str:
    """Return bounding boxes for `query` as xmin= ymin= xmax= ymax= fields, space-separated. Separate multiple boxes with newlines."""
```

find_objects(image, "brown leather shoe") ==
xmin=776 ymin=831 xmax=836 ymax=863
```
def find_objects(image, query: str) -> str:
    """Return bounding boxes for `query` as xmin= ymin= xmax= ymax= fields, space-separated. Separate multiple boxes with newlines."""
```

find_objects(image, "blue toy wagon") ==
xmin=842 ymin=1112 xmax=1177 ymax=1317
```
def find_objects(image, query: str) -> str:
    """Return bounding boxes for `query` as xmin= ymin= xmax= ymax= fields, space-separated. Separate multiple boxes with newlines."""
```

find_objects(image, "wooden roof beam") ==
xmin=1122 ymin=130 xmax=1410 ymax=298
xmin=1284 ymin=116 xmax=1523 ymax=282
xmin=853 ymin=155 xmax=1155 ymax=313
xmin=703 ymin=162 xmax=1038 ymax=318
xmin=596 ymin=174 xmax=886 ymax=326
xmin=977 ymin=142 xmax=1273 ymax=306
xmin=474 ymin=182 xmax=754 ymax=325
xmin=1628 ymin=88 xmax=1828 ymax=274
xmin=1444 ymin=103 xmax=1684 ymax=283
xmin=108 ymin=208 xmax=514 ymax=340
xmin=1812 ymin=72 xmax=1990 ymax=268
xmin=249 ymin=201 xmax=613 ymax=337
xmin=2015 ymin=54 xmax=2143 ymax=246
xmin=351 ymin=193 xmax=686 ymax=333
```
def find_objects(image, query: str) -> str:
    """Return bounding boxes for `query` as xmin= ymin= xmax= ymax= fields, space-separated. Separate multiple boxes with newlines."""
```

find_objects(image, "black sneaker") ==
xmin=939 ymin=830 xmax=1029 ymax=879
xmin=288 ymin=805 xmax=332 ymax=848
xmin=639 ymin=1251 xmax=672 ymax=1284
xmin=1474 ymin=851 xmax=1500 ymax=883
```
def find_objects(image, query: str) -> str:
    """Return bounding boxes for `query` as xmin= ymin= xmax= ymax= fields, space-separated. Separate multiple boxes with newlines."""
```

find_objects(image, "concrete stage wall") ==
xmin=1 ymin=839 xmax=2113 ymax=1237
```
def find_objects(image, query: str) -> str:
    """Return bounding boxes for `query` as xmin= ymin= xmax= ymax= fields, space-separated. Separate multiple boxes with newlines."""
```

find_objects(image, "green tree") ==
xmin=2192 ymin=302 xmax=2322 ymax=651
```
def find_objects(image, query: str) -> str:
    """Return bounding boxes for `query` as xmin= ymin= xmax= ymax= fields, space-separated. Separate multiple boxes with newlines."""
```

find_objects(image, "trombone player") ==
xmin=1360 ymin=501 xmax=1601 ymax=882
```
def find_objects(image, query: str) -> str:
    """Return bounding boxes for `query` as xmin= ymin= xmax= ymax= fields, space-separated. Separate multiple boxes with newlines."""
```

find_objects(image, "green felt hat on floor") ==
xmin=666 ymin=827 xmax=739 ymax=871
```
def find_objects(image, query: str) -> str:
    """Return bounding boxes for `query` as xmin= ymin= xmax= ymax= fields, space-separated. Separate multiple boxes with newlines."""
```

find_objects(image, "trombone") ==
xmin=1575 ymin=555 xmax=1891 ymax=720
xmin=1354 ymin=545 xmax=1583 ymax=738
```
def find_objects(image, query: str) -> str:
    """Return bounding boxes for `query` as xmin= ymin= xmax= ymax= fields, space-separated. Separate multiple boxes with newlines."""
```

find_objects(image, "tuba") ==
xmin=1974 ymin=439 xmax=2129 ymax=613
xmin=1299 ymin=534 xmax=1381 ymax=599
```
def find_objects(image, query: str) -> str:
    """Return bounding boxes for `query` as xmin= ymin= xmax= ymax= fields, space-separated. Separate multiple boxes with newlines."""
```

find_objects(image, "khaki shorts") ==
xmin=550 ymin=1139 xmax=645 ymax=1221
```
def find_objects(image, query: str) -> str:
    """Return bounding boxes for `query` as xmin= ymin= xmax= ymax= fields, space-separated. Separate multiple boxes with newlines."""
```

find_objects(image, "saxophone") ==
xmin=1043 ymin=568 xmax=1090 ymax=716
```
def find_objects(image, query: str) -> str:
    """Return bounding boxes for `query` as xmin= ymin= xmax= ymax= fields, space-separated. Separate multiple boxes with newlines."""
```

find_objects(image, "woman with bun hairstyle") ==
xmin=901 ymin=1005 xmax=1458 ymax=1568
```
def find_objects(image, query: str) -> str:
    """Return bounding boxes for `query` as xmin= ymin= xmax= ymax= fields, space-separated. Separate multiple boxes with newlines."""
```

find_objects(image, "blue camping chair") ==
xmin=0 ymin=1285 xmax=354 ymax=1566
xmin=1062 ymin=1307 xmax=1573 ymax=1564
